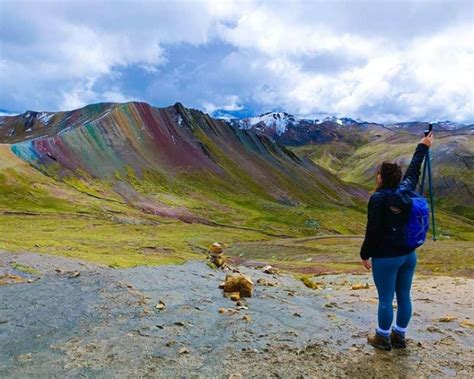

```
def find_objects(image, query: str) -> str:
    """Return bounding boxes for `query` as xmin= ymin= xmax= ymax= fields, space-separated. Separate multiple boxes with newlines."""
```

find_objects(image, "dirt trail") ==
xmin=0 ymin=250 xmax=473 ymax=378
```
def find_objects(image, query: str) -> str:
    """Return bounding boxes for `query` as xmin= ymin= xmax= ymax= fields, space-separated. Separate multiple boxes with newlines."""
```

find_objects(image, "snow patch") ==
xmin=432 ymin=121 xmax=466 ymax=130
xmin=232 ymin=111 xmax=362 ymax=135
xmin=241 ymin=112 xmax=302 ymax=136
xmin=316 ymin=116 xmax=359 ymax=126
xmin=37 ymin=112 xmax=54 ymax=125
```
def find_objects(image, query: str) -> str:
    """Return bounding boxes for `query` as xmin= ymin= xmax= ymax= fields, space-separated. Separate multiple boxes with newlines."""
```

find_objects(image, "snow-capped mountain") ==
xmin=319 ymin=116 xmax=362 ymax=126
xmin=228 ymin=111 xmax=363 ymax=136
xmin=216 ymin=109 xmax=472 ymax=147
xmin=239 ymin=112 xmax=303 ymax=135
xmin=221 ymin=112 xmax=368 ymax=146
xmin=218 ymin=109 xmax=471 ymax=141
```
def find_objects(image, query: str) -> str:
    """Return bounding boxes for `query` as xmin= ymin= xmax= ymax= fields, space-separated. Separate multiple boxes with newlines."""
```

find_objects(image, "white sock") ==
xmin=393 ymin=325 xmax=407 ymax=335
xmin=376 ymin=327 xmax=390 ymax=336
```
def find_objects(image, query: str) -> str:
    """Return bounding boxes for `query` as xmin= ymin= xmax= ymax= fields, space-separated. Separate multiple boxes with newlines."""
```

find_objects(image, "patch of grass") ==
xmin=0 ymin=214 xmax=270 ymax=268
xmin=228 ymin=234 xmax=474 ymax=278
xmin=11 ymin=262 xmax=40 ymax=275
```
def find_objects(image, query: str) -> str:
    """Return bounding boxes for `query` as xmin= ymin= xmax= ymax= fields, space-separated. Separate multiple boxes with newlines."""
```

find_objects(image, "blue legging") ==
xmin=372 ymin=252 xmax=417 ymax=332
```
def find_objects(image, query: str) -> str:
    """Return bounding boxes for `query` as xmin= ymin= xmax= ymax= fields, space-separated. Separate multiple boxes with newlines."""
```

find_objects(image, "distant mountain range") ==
xmin=228 ymin=112 xmax=472 ymax=219
xmin=223 ymin=110 xmax=472 ymax=137
xmin=0 ymin=103 xmax=472 ymax=224
xmin=229 ymin=111 xmax=362 ymax=134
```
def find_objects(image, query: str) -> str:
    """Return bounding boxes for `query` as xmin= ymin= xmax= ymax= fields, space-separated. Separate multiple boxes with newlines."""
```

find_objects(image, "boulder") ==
xmin=223 ymin=273 xmax=253 ymax=298
xmin=224 ymin=291 xmax=241 ymax=301
xmin=351 ymin=283 xmax=370 ymax=290
xmin=230 ymin=293 xmax=240 ymax=301
xmin=439 ymin=315 xmax=457 ymax=323
xmin=263 ymin=265 xmax=279 ymax=275
xmin=0 ymin=274 xmax=27 ymax=285
xmin=460 ymin=320 xmax=474 ymax=328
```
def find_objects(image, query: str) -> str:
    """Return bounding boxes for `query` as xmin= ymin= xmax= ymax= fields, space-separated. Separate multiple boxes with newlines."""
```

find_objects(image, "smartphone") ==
xmin=424 ymin=123 xmax=433 ymax=137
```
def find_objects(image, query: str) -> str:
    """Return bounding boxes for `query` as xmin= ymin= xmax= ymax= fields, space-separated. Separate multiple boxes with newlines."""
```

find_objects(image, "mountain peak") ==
xmin=239 ymin=112 xmax=302 ymax=135
xmin=226 ymin=111 xmax=364 ymax=137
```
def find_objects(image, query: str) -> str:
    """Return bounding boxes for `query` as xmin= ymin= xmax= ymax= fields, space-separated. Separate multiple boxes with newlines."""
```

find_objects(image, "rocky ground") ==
xmin=1 ymin=250 xmax=473 ymax=378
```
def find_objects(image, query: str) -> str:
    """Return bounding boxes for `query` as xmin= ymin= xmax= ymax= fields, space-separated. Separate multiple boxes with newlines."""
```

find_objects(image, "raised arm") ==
xmin=399 ymin=132 xmax=433 ymax=192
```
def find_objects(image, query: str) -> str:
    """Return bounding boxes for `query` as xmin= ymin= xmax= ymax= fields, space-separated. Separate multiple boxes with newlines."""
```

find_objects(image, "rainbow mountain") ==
xmin=0 ymin=102 xmax=365 ymax=233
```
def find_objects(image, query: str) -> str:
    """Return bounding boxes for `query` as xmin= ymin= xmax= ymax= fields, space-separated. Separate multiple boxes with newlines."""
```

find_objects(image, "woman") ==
xmin=360 ymin=131 xmax=434 ymax=350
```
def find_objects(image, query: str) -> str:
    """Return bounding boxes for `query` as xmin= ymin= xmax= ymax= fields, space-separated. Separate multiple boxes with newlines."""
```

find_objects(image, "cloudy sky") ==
xmin=1 ymin=0 xmax=473 ymax=123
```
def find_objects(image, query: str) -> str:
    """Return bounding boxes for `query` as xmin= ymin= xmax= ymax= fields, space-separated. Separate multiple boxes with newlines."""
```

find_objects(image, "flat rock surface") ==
xmin=0 ymin=250 xmax=473 ymax=378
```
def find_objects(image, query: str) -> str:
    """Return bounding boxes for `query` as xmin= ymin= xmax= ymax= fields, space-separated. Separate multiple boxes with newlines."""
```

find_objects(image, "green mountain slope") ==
xmin=294 ymin=127 xmax=474 ymax=220
xmin=0 ymin=102 xmax=371 ymax=267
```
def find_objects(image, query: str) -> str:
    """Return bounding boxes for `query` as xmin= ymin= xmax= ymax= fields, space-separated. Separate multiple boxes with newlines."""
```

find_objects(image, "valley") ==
xmin=1 ymin=102 xmax=473 ymax=377
xmin=0 ymin=102 xmax=472 ymax=270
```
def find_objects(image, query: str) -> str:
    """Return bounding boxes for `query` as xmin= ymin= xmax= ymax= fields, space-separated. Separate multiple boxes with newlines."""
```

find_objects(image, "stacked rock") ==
xmin=209 ymin=242 xmax=226 ymax=268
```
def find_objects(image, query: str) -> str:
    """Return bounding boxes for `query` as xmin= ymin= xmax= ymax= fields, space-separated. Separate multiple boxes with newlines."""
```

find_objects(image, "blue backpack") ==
xmin=381 ymin=189 xmax=430 ymax=251
xmin=404 ymin=192 xmax=430 ymax=250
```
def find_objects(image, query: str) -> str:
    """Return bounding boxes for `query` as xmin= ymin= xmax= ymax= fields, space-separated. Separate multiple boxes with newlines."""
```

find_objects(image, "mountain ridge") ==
xmin=0 ymin=101 xmax=368 ymax=236
xmin=3 ymin=103 xmax=472 ymax=139
xmin=1 ymin=101 xmax=472 ymax=222
xmin=212 ymin=109 xmax=473 ymax=133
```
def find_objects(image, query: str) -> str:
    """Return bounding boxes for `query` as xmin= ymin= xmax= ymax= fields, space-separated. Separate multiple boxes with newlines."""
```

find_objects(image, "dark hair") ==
xmin=376 ymin=161 xmax=402 ymax=190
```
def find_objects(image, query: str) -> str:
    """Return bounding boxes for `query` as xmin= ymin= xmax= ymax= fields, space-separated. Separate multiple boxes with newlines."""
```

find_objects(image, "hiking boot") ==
xmin=391 ymin=330 xmax=407 ymax=349
xmin=367 ymin=333 xmax=392 ymax=351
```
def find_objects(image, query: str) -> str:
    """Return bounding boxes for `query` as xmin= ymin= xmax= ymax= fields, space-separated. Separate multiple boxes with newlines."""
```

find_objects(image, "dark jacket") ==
xmin=360 ymin=143 xmax=429 ymax=260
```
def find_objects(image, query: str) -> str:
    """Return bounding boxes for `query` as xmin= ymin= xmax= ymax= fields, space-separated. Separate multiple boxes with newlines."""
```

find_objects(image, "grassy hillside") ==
xmin=294 ymin=129 xmax=474 ymax=219
xmin=0 ymin=143 xmax=368 ymax=267
xmin=0 ymin=103 xmax=371 ymax=267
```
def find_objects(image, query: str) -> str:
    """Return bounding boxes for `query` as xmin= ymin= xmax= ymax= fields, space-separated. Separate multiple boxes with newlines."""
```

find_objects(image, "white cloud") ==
xmin=0 ymin=0 xmax=204 ymax=111
xmin=202 ymin=95 xmax=243 ymax=114
xmin=214 ymin=3 xmax=474 ymax=122
xmin=218 ymin=6 xmax=381 ymax=58
xmin=1 ymin=0 xmax=473 ymax=122
xmin=60 ymin=80 xmax=133 ymax=110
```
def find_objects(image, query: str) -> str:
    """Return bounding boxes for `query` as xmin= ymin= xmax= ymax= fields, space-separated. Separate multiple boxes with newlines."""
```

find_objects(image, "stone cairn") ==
xmin=208 ymin=242 xmax=226 ymax=268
